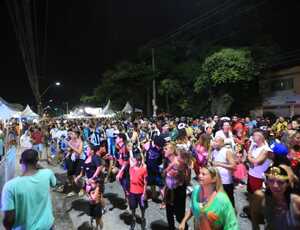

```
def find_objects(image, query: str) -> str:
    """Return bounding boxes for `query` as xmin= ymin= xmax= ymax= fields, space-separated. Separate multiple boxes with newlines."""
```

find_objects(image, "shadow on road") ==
xmin=104 ymin=192 xmax=127 ymax=210
xmin=77 ymin=221 xmax=93 ymax=230
xmin=67 ymin=199 xmax=90 ymax=217
xmin=150 ymin=220 xmax=169 ymax=230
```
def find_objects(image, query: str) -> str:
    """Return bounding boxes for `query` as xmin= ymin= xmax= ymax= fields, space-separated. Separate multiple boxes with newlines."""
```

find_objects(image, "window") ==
xmin=271 ymin=78 xmax=294 ymax=91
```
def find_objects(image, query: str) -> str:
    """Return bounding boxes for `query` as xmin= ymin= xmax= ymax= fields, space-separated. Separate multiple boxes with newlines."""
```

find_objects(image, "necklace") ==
xmin=199 ymin=197 xmax=209 ymax=209
xmin=199 ymin=189 xmax=216 ymax=209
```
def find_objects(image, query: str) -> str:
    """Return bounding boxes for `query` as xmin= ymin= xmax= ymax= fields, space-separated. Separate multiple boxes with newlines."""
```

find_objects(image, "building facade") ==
xmin=260 ymin=65 xmax=300 ymax=117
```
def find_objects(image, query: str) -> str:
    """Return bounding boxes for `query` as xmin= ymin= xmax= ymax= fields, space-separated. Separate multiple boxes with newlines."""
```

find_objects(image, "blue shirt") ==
xmin=1 ymin=169 xmax=56 ymax=230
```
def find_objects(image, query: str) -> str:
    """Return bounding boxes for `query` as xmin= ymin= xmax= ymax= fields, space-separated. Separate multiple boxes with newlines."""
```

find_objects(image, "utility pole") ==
xmin=66 ymin=102 xmax=69 ymax=114
xmin=152 ymin=48 xmax=157 ymax=117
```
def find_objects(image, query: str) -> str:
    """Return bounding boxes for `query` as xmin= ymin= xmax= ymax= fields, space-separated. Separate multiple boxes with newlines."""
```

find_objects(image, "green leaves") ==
xmin=195 ymin=48 xmax=257 ymax=93
xmin=158 ymin=79 xmax=181 ymax=96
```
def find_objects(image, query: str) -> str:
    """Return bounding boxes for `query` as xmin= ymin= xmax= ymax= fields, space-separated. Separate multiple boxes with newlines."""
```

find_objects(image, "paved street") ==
xmin=48 ymin=163 xmax=252 ymax=230
xmin=1 ymin=149 xmax=252 ymax=230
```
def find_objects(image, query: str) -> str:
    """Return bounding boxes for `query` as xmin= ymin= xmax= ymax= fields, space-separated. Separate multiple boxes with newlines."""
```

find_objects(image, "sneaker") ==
xmin=66 ymin=191 xmax=76 ymax=197
xmin=186 ymin=186 xmax=193 ymax=195
xmin=78 ymin=190 xmax=85 ymax=197
xmin=130 ymin=221 xmax=135 ymax=230
xmin=55 ymin=185 xmax=64 ymax=193
xmin=141 ymin=218 xmax=146 ymax=230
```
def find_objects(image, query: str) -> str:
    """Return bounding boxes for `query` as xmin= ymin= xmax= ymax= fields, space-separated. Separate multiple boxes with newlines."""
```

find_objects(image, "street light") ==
xmin=40 ymin=81 xmax=61 ymax=98
xmin=37 ymin=81 xmax=61 ymax=115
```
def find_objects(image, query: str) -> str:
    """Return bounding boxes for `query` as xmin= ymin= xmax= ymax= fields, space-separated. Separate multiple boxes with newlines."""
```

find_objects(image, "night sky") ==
xmin=1 ymin=0 xmax=300 ymax=110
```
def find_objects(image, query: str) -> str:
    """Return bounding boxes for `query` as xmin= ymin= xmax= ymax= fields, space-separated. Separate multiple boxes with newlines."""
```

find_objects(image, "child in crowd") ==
xmin=128 ymin=151 xmax=148 ymax=230
xmin=165 ymin=148 xmax=191 ymax=190
xmin=233 ymin=145 xmax=247 ymax=188
xmin=57 ymin=135 xmax=68 ymax=166
xmin=289 ymin=145 xmax=300 ymax=170
xmin=87 ymin=178 xmax=105 ymax=230
xmin=49 ymin=140 xmax=57 ymax=162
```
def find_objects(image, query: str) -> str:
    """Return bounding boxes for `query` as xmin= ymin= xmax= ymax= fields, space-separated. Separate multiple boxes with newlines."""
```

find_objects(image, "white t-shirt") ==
xmin=56 ymin=130 xmax=68 ymax=139
xmin=215 ymin=130 xmax=235 ymax=149
xmin=212 ymin=147 xmax=233 ymax=185
xmin=20 ymin=132 xmax=32 ymax=149
xmin=50 ymin=128 xmax=58 ymax=139
xmin=248 ymin=143 xmax=272 ymax=179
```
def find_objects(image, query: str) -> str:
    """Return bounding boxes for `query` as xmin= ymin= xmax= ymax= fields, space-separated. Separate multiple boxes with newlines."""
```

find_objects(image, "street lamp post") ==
xmin=38 ymin=81 xmax=61 ymax=115
xmin=40 ymin=81 xmax=61 ymax=98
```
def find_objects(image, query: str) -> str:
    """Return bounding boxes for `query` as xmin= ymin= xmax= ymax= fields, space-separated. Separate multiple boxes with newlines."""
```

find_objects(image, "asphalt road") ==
xmin=3 ymin=148 xmax=252 ymax=230
xmin=49 ymin=165 xmax=252 ymax=230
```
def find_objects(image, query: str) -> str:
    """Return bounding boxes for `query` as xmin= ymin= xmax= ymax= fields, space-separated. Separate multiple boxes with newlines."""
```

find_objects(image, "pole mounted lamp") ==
xmin=38 ymin=81 xmax=61 ymax=115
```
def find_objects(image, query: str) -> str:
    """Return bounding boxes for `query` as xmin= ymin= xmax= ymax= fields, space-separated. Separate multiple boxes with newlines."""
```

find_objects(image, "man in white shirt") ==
xmin=211 ymin=136 xmax=236 ymax=207
xmin=215 ymin=121 xmax=235 ymax=150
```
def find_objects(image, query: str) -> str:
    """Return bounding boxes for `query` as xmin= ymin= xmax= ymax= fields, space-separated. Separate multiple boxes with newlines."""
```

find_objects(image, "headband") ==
xmin=265 ymin=166 xmax=289 ymax=180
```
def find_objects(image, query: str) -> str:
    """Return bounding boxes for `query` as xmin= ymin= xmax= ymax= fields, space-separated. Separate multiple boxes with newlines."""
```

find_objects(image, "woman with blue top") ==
xmin=179 ymin=166 xmax=238 ymax=230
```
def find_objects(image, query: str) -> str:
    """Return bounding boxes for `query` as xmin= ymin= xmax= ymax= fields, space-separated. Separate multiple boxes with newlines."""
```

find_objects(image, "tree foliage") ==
xmin=83 ymin=44 xmax=271 ymax=116
xmin=194 ymin=48 xmax=257 ymax=92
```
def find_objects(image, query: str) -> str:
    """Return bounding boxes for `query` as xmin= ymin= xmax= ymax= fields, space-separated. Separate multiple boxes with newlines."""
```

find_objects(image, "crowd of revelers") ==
xmin=1 ymin=115 xmax=300 ymax=230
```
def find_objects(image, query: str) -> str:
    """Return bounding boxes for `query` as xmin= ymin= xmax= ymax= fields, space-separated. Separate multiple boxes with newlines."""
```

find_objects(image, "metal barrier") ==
xmin=0 ymin=145 xmax=17 ymax=208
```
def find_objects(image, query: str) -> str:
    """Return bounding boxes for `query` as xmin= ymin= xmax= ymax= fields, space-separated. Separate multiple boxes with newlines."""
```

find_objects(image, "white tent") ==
xmin=122 ymin=102 xmax=133 ymax=113
xmin=134 ymin=108 xmax=143 ymax=113
xmin=0 ymin=97 xmax=23 ymax=111
xmin=84 ymin=107 xmax=103 ymax=117
xmin=21 ymin=105 xmax=39 ymax=119
xmin=0 ymin=101 xmax=19 ymax=120
xmin=102 ymin=100 xmax=115 ymax=117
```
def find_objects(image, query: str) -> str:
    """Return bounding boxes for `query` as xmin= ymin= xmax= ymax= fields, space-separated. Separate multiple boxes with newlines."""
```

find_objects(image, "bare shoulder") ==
xmin=253 ymin=190 xmax=265 ymax=200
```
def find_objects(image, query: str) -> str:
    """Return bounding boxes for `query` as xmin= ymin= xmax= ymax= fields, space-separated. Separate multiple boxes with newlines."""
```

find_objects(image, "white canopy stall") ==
xmin=21 ymin=105 xmax=39 ymax=120
xmin=0 ymin=100 xmax=21 ymax=120
xmin=122 ymin=102 xmax=133 ymax=114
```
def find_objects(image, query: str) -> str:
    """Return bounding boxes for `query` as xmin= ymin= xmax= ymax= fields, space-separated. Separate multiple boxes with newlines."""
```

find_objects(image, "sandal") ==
xmin=239 ymin=212 xmax=250 ymax=219
xmin=66 ymin=191 xmax=76 ymax=197
xmin=160 ymin=203 xmax=166 ymax=209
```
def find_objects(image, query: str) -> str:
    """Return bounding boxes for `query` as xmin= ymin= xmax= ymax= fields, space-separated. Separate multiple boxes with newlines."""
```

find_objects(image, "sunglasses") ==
xmin=267 ymin=178 xmax=288 ymax=186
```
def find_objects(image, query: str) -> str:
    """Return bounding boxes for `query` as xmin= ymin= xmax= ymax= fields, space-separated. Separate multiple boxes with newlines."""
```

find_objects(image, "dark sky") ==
xmin=1 ymin=0 xmax=300 ymax=109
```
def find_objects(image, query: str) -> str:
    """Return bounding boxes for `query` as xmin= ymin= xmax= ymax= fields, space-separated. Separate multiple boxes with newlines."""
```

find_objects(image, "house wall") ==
xmin=260 ymin=65 xmax=300 ymax=117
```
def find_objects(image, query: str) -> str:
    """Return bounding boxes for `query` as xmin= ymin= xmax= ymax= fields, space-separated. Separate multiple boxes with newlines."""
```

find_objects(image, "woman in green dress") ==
xmin=179 ymin=166 xmax=239 ymax=230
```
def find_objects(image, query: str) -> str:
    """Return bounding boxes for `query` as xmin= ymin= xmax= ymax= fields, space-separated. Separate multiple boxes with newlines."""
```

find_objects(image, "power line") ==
xmin=145 ymin=0 xmax=242 ymax=48
xmin=186 ymin=0 xmax=268 ymax=43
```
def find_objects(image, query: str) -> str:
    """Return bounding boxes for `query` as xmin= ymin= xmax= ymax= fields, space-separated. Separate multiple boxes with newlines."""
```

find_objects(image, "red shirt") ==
xmin=129 ymin=166 xmax=147 ymax=194
xmin=31 ymin=131 xmax=43 ymax=144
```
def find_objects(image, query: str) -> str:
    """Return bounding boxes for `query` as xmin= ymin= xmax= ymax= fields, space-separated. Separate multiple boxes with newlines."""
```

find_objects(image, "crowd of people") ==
xmin=1 ymin=114 xmax=300 ymax=230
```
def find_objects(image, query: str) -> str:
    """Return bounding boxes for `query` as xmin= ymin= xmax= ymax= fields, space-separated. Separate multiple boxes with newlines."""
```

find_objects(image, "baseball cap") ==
xmin=270 ymin=143 xmax=289 ymax=156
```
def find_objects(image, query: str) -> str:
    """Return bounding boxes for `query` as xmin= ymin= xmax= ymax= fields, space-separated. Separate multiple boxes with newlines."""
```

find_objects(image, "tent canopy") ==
xmin=0 ymin=97 xmax=23 ymax=111
xmin=0 ymin=101 xmax=19 ymax=120
xmin=122 ymin=102 xmax=133 ymax=113
xmin=84 ymin=107 xmax=103 ymax=117
xmin=21 ymin=105 xmax=39 ymax=119
xmin=102 ymin=100 xmax=115 ymax=116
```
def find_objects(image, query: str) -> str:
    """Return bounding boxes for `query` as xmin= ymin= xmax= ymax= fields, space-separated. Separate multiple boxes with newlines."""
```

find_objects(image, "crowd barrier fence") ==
xmin=0 ymin=145 xmax=17 ymax=208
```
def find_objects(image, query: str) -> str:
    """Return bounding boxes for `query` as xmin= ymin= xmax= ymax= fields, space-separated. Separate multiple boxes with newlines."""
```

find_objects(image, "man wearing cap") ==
xmin=1 ymin=149 xmax=56 ymax=230
xmin=269 ymin=143 xmax=290 ymax=166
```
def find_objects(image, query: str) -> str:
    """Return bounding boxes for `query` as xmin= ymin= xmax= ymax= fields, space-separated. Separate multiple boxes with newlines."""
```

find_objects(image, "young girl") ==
xmin=233 ymin=145 xmax=247 ymax=188
xmin=193 ymin=134 xmax=211 ymax=175
xmin=87 ymin=178 xmax=105 ymax=230
xmin=164 ymin=147 xmax=191 ymax=230
xmin=165 ymin=148 xmax=191 ymax=190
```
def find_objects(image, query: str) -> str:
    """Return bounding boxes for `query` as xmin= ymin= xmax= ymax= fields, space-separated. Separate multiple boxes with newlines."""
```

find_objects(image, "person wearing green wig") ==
xmin=179 ymin=166 xmax=239 ymax=230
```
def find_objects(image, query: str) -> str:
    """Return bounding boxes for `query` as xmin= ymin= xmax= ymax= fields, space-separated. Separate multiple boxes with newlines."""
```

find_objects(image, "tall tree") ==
xmin=194 ymin=48 xmax=258 ymax=115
